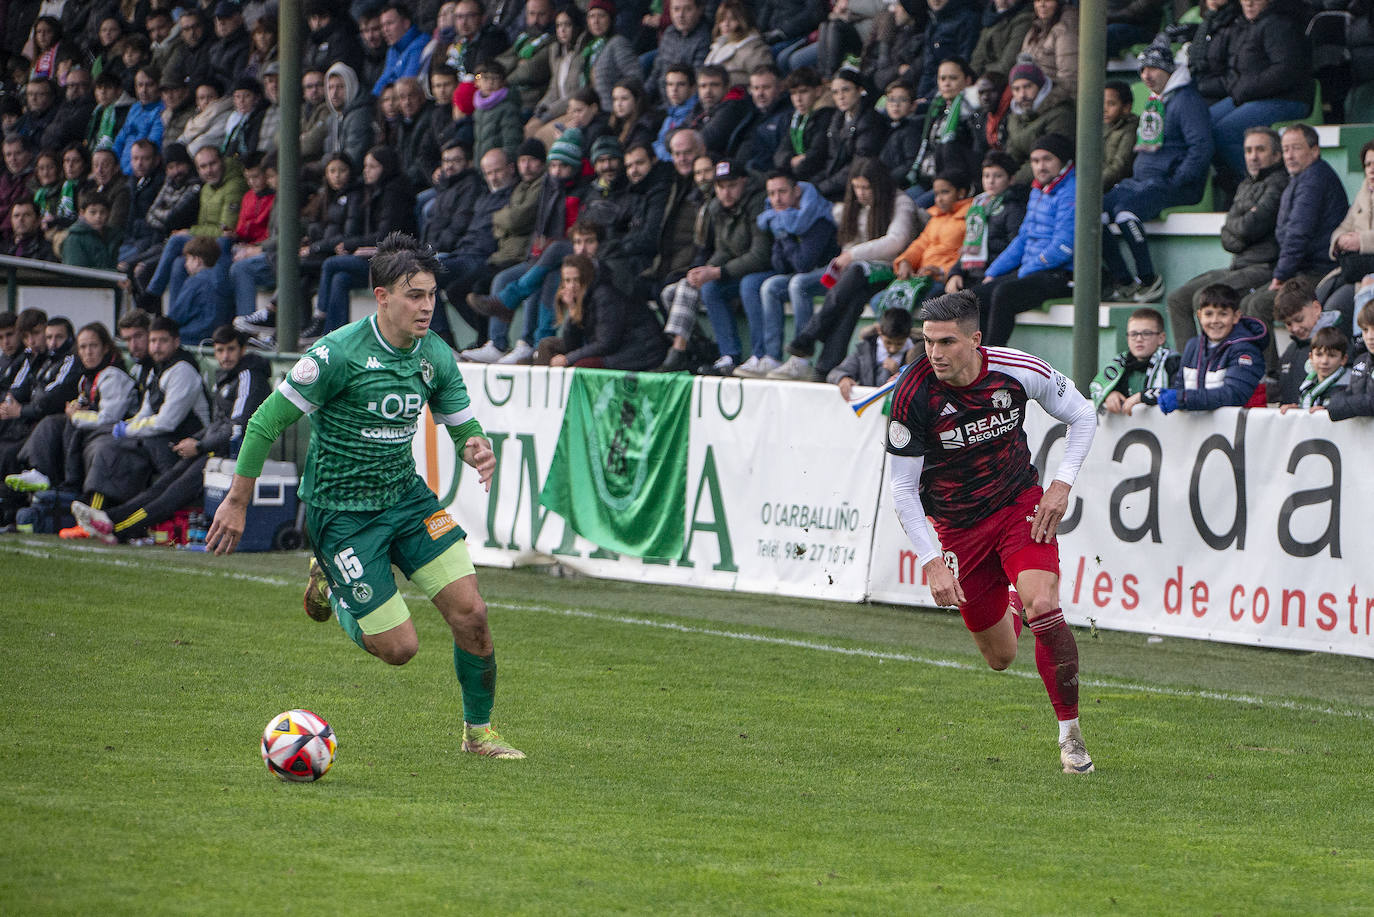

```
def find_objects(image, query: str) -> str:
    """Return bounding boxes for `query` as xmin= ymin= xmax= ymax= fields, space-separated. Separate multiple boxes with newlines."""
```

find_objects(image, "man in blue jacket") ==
xmin=1240 ymin=123 xmax=1348 ymax=375
xmin=969 ymin=132 xmax=1075 ymax=346
xmin=1102 ymin=38 xmax=1213 ymax=303
xmin=373 ymin=3 xmax=429 ymax=96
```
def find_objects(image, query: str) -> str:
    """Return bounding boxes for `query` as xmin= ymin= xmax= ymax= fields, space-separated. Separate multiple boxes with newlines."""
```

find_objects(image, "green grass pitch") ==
xmin=3 ymin=536 xmax=1373 ymax=915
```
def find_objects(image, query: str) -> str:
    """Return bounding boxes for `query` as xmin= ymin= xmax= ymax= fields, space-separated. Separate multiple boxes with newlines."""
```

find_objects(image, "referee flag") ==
xmin=540 ymin=369 xmax=692 ymax=560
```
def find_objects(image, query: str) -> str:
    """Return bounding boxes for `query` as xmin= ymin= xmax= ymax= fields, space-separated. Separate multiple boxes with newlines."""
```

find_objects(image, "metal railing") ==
xmin=0 ymin=254 xmax=126 ymax=317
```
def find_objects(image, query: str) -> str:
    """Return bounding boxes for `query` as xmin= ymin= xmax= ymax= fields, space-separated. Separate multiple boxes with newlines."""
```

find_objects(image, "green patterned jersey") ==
xmin=278 ymin=315 xmax=475 ymax=511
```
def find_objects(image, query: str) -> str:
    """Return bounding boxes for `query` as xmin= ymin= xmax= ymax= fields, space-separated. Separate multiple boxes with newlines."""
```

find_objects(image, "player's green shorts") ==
xmin=306 ymin=475 xmax=474 ymax=632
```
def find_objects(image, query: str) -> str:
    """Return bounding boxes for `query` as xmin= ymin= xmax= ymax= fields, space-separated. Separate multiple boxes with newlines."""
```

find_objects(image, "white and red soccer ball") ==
xmin=261 ymin=709 xmax=337 ymax=782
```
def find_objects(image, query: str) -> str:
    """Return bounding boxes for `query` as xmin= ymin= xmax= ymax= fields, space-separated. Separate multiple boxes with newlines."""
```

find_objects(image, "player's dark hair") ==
xmin=1273 ymin=276 xmax=1318 ymax=322
xmin=117 ymin=309 xmax=152 ymax=332
xmin=369 ymin=231 xmax=441 ymax=291
xmin=212 ymin=324 xmax=247 ymax=346
xmin=0 ymin=312 xmax=16 ymax=331
xmin=77 ymin=189 xmax=109 ymax=212
xmin=183 ymin=235 xmax=220 ymax=266
xmin=919 ymin=290 xmax=981 ymax=333
xmin=16 ymin=308 xmax=48 ymax=336
xmin=1281 ymin=122 xmax=1318 ymax=149
xmin=1196 ymin=283 xmax=1239 ymax=313
xmin=45 ymin=316 xmax=75 ymax=340
xmin=150 ymin=315 xmax=181 ymax=337
xmin=1105 ymin=80 xmax=1133 ymax=110
xmin=1309 ymin=325 xmax=1349 ymax=354
xmin=76 ymin=320 xmax=118 ymax=359
xmin=568 ymin=218 xmax=604 ymax=241
xmin=879 ymin=306 xmax=913 ymax=338
xmin=785 ymin=67 xmax=822 ymax=91
xmin=1128 ymin=307 xmax=1165 ymax=329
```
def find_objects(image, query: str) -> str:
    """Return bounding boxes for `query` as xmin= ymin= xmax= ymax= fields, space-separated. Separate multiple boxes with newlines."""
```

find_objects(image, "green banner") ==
xmin=539 ymin=369 xmax=692 ymax=559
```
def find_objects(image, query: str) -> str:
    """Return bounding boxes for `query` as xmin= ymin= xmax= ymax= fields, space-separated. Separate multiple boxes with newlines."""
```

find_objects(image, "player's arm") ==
xmin=1029 ymin=367 xmax=1098 ymax=542
xmin=431 ymin=359 xmax=496 ymax=491
xmin=206 ymin=391 xmax=304 ymax=554
xmin=888 ymin=453 xmax=964 ymax=608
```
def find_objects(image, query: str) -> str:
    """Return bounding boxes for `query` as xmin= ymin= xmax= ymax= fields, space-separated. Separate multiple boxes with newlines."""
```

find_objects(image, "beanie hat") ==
xmin=516 ymin=137 xmax=546 ymax=161
xmin=1136 ymin=36 xmax=1175 ymax=74
xmin=1031 ymin=132 xmax=1073 ymax=164
xmin=589 ymin=0 xmax=615 ymax=15
xmin=1008 ymin=54 xmax=1046 ymax=88
xmin=548 ymin=128 xmax=584 ymax=166
xmin=590 ymin=134 xmax=624 ymax=162
xmin=164 ymin=142 xmax=192 ymax=166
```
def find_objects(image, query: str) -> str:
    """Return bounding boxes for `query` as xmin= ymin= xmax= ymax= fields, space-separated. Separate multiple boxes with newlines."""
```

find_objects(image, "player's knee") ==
xmin=1025 ymin=593 xmax=1057 ymax=621
xmin=376 ymin=637 xmax=419 ymax=666
xmin=984 ymin=650 xmax=1016 ymax=671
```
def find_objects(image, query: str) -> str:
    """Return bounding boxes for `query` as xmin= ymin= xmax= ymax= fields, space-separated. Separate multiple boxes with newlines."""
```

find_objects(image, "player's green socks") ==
xmin=337 ymin=608 xmax=367 ymax=651
xmin=454 ymin=645 xmax=497 ymax=725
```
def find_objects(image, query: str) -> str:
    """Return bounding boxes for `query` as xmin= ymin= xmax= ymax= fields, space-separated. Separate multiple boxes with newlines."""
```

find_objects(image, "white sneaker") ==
xmin=233 ymin=308 xmax=275 ymax=332
xmin=732 ymin=355 xmax=763 ymax=377
xmin=766 ymin=355 xmax=815 ymax=381
xmin=1059 ymin=722 xmax=1095 ymax=774
xmin=71 ymin=500 xmax=116 ymax=544
xmin=460 ymin=341 xmax=507 ymax=363
xmin=496 ymin=340 xmax=534 ymax=364
xmin=706 ymin=355 xmax=737 ymax=376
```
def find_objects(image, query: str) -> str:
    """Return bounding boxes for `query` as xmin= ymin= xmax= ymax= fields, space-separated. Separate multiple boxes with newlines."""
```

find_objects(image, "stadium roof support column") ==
xmin=277 ymin=0 xmax=303 ymax=354
xmin=1072 ymin=0 xmax=1106 ymax=391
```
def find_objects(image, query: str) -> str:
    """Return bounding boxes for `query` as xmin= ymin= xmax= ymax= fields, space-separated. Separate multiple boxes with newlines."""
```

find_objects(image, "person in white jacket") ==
xmin=769 ymin=156 xmax=920 ymax=380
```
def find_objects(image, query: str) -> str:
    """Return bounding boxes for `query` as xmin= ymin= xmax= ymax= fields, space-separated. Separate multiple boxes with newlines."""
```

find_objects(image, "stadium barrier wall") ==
xmin=416 ymin=366 xmax=1374 ymax=660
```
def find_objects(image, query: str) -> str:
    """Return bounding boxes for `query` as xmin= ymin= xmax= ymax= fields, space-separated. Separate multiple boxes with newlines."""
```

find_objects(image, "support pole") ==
xmin=276 ymin=0 xmax=303 ymax=353
xmin=1072 ymin=0 xmax=1107 ymax=391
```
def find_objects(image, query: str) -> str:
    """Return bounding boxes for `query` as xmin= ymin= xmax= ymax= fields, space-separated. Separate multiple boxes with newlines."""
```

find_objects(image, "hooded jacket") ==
xmin=1130 ymin=66 xmax=1212 ymax=194
xmin=197 ymin=351 xmax=271 ymax=457
xmin=701 ymin=181 xmax=772 ymax=282
xmin=68 ymin=356 xmax=136 ymax=429
xmin=1003 ymin=79 xmax=1075 ymax=186
xmin=916 ymin=0 xmax=980 ymax=99
xmin=987 ymin=163 xmax=1074 ymax=278
xmin=1220 ymin=161 xmax=1287 ymax=268
xmin=1160 ymin=314 xmax=1268 ymax=412
xmin=759 ymin=181 xmax=839 ymax=275
xmin=1327 ymin=350 xmax=1374 ymax=421
xmin=325 ymin=63 xmax=377 ymax=172
xmin=895 ymin=196 xmax=974 ymax=274
xmin=373 ymin=24 xmax=428 ymax=95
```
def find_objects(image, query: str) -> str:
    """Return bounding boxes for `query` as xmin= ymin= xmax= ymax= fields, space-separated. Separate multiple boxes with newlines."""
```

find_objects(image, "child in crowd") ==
xmin=1140 ymin=283 xmax=1268 ymax=413
xmin=168 ymin=236 xmax=230 ymax=344
xmin=1327 ymin=296 xmax=1374 ymax=420
xmin=1101 ymin=80 xmax=1137 ymax=191
xmin=1093 ymin=307 xmax=1180 ymax=414
xmin=879 ymin=79 xmax=920 ymax=189
xmin=1280 ymin=325 xmax=1350 ymax=413
xmin=1272 ymin=276 xmax=1344 ymax=405
xmin=233 ymin=152 xmax=276 ymax=246
xmin=472 ymin=60 xmax=524 ymax=162
xmin=892 ymin=168 xmax=973 ymax=300
xmin=827 ymin=306 xmax=920 ymax=400
xmin=60 ymin=191 xmax=116 ymax=269
xmin=775 ymin=67 xmax=829 ymax=175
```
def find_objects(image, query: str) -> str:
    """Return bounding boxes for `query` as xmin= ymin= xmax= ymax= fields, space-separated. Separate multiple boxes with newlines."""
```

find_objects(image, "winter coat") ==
xmin=125 ymin=170 xmax=166 ymax=239
xmin=1165 ymin=315 xmax=1268 ymax=412
xmin=864 ymin=13 xmax=926 ymax=95
xmin=560 ymin=276 xmax=666 ymax=371
xmin=972 ymin=0 xmax=1035 ymax=80
xmin=1329 ymin=181 xmax=1374 ymax=258
xmin=495 ymin=29 xmax=556 ymax=111
xmin=114 ymin=100 xmax=166 ymax=174
xmin=338 ymin=174 xmax=417 ymax=251
xmin=759 ymin=181 xmax=839 ymax=275
xmin=696 ymin=95 xmax=754 ymax=159
xmin=827 ymin=325 xmax=919 ymax=386
xmin=895 ymin=197 xmax=973 ymax=274
xmin=881 ymin=117 xmax=923 ymax=189
xmin=654 ymin=95 xmax=700 ymax=160
xmin=192 ymin=157 xmax=248 ymax=237
xmin=1222 ymin=0 xmax=1313 ymax=108
xmin=42 ymin=98 xmax=96 ymax=151
xmin=1 ymin=232 xmax=57 ymax=261
xmin=600 ymin=160 xmax=673 ymax=282
xmin=395 ymin=104 xmax=443 ymax=191
xmin=649 ymin=20 xmax=712 ymax=95
xmin=209 ymin=26 xmax=252 ymax=86
xmin=304 ymin=18 xmax=367 ymax=78
xmin=142 ymin=176 xmax=203 ymax=240
xmin=845 ymin=191 xmax=921 ymax=263
xmin=916 ymin=0 xmax=981 ymax=100
xmin=1107 ymin=0 xmax=1166 ymax=29
xmin=14 ymin=337 xmax=79 ymax=421
xmin=1274 ymin=158 xmax=1349 ymax=282
xmin=472 ymin=93 xmax=524 ymax=162
xmin=948 ymin=183 xmax=1029 ymax=282
xmin=491 ymin=176 xmax=541 ymax=267
xmin=304 ymin=182 xmax=362 ymax=256
xmin=325 ymin=64 xmax=377 ymax=172
xmin=650 ymin=172 xmax=702 ymax=278
xmin=533 ymin=38 xmax=588 ymax=123
xmin=1021 ymin=5 xmax=1079 ymax=108
xmin=167 ymin=264 xmax=230 ymax=345
xmin=987 ymin=164 xmax=1075 ymax=279
xmin=911 ymin=93 xmax=985 ymax=190
xmin=1327 ymin=350 xmax=1374 ymax=421
xmin=234 ymin=188 xmax=275 ymax=244
xmin=61 ymin=220 xmax=117 ymax=269
xmin=1130 ymin=75 xmax=1212 ymax=195
xmin=374 ymin=25 xmax=428 ymax=95
xmin=449 ymin=183 xmax=512 ymax=261
xmin=702 ymin=182 xmax=773 ymax=282
xmin=797 ymin=107 xmax=889 ymax=202
xmin=68 ymin=360 xmax=136 ymax=429
xmin=756 ymin=0 xmax=828 ymax=44
xmin=589 ymin=34 xmax=641 ymax=111
xmin=739 ymin=98 xmax=792 ymax=175
xmin=774 ymin=106 xmax=833 ymax=173
xmin=445 ymin=23 xmax=511 ymax=81
xmin=177 ymin=97 xmax=234 ymax=156
xmin=1102 ymin=114 xmax=1138 ymax=191
xmin=1003 ymin=86 xmax=1075 ymax=186
xmin=222 ymin=105 xmax=268 ymax=159
xmin=1220 ymin=161 xmax=1287 ymax=268
xmin=423 ymin=169 xmax=481 ymax=253
xmin=1277 ymin=310 xmax=1342 ymax=405
xmin=703 ymin=32 xmax=774 ymax=91
xmin=1188 ymin=1 xmax=1239 ymax=104
xmin=198 ymin=351 xmax=271 ymax=457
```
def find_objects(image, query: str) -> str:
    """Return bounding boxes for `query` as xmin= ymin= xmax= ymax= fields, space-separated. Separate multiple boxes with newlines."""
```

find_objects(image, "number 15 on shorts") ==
xmin=333 ymin=548 xmax=364 ymax=584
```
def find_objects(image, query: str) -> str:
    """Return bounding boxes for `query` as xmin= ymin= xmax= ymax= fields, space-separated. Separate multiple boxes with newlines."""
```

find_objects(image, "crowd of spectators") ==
xmin=2 ymin=0 xmax=1373 ymax=418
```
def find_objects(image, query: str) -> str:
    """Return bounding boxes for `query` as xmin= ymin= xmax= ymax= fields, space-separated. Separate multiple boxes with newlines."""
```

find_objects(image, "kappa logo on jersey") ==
xmin=991 ymin=389 xmax=1011 ymax=410
xmin=424 ymin=510 xmax=456 ymax=540
xmin=290 ymin=355 xmax=319 ymax=385
xmin=311 ymin=345 xmax=330 ymax=364
xmin=365 ymin=356 xmax=383 ymax=370
xmin=940 ymin=408 xmax=1022 ymax=450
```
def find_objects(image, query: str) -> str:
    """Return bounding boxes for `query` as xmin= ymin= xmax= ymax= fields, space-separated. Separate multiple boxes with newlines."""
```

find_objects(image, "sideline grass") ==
xmin=2 ymin=537 xmax=1372 ymax=915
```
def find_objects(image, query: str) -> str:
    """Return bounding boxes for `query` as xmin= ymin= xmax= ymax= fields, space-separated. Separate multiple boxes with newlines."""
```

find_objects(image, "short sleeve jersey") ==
xmin=886 ymin=347 xmax=1074 ymax=529
xmin=278 ymin=315 xmax=475 ymax=511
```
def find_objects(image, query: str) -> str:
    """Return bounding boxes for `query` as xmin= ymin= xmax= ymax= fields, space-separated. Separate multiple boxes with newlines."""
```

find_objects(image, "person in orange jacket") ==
xmin=892 ymin=168 xmax=974 ymax=300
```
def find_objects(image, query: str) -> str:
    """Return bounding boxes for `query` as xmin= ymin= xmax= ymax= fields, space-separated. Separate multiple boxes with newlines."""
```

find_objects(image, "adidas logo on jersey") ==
xmin=939 ymin=403 xmax=957 ymax=417
xmin=365 ymin=356 xmax=383 ymax=370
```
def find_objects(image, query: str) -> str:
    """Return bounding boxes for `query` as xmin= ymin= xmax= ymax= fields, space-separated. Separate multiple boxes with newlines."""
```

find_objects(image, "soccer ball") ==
xmin=261 ymin=709 xmax=337 ymax=782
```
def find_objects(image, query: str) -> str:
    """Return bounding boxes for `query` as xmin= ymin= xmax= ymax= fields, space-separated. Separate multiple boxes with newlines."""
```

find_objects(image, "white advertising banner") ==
xmin=415 ymin=367 xmax=1374 ymax=659
xmin=416 ymin=366 xmax=890 ymax=602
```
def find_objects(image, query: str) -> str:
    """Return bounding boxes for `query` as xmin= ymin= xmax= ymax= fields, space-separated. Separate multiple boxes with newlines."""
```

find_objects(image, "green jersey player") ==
xmin=206 ymin=232 xmax=523 ymax=759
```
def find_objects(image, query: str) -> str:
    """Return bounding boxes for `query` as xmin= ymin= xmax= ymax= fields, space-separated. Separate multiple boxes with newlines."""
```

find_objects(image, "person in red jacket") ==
xmin=232 ymin=151 xmax=276 ymax=245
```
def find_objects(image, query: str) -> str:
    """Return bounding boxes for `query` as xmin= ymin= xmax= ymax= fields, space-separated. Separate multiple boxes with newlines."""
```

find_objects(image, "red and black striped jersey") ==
xmin=885 ymin=346 xmax=1077 ymax=528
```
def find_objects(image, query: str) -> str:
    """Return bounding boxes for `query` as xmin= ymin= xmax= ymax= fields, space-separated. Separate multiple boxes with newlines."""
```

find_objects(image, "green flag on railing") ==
xmin=539 ymin=369 xmax=692 ymax=560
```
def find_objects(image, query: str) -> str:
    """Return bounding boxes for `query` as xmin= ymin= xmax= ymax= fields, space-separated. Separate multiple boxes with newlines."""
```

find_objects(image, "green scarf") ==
xmin=58 ymin=179 xmax=80 ymax=221
xmin=92 ymin=104 xmax=119 ymax=149
xmin=1135 ymin=92 xmax=1165 ymax=153
xmin=515 ymin=30 xmax=552 ymax=59
xmin=1090 ymin=347 xmax=1176 ymax=410
xmin=789 ymin=111 xmax=809 ymax=155
xmin=582 ymin=35 xmax=607 ymax=77
xmin=908 ymin=94 xmax=964 ymax=186
xmin=1299 ymin=364 xmax=1348 ymax=409
xmin=959 ymin=190 xmax=1000 ymax=271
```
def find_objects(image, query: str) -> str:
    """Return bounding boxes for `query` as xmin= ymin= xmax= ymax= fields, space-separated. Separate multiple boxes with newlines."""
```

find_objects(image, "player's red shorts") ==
xmin=932 ymin=485 xmax=1059 ymax=634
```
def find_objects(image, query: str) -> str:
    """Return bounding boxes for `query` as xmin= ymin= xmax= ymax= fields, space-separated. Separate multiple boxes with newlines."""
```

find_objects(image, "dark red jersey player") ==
xmin=887 ymin=291 xmax=1098 ymax=774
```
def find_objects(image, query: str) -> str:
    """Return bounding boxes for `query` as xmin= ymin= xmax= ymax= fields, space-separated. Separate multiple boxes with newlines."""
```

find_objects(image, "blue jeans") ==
xmin=415 ymin=187 xmax=437 ymax=236
xmin=787 ymin=41 xmax=819 ymax=74
xmin=772 ymin=37 xmax=810 ymax=73
xmin=229 ymin=253 xmax=275 ymax=316
xmin=701 ymin=277 xmax=744 ymax=360
xmin=486 ymin=262 xmax=532 ymax=350
xmin=318 ymin=254 xmax=371 ymax=331
xmin=1209 ymin=97 xmax=1311 ymax=180
xmin=784 ymin=269 xmax=824 ymax=333
xmin=740 ymin=271 xmax=780 ymax=359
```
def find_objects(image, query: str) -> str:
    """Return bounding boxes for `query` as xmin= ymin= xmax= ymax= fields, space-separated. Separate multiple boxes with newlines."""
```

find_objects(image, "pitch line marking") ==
xmin=6 ymin=540 xmax=1371 ymax=721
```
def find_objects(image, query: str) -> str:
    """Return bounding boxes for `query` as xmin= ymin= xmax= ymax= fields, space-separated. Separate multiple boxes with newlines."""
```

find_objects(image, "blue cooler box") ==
xmin=203 ymin=457 xmax=301 ymax=551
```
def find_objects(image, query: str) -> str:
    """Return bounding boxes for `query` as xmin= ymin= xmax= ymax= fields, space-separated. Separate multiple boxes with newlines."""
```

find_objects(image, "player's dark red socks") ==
xmin=1029 ymin=610 xmax=1079 ymax=721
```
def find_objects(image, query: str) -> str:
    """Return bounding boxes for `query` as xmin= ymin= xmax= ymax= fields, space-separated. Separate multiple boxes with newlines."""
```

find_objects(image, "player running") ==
xmin=206 ymin=232 xmax=523 ymax=759
xmin=886 ymin=291 xmax=1096 ymax=773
